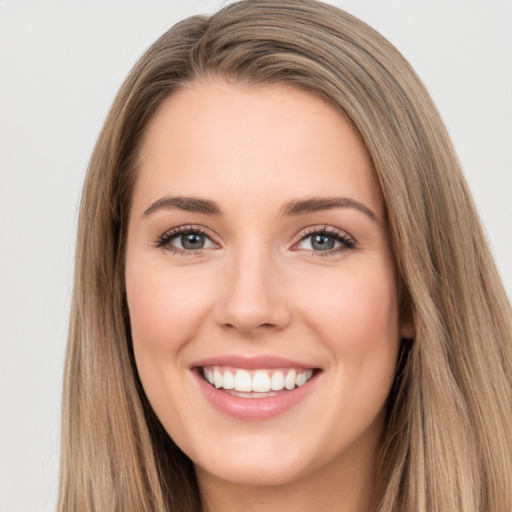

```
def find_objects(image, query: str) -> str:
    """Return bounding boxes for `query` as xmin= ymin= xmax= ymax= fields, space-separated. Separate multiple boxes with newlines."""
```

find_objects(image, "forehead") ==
xmin=134 ymin=79 xmax=384 ymax=219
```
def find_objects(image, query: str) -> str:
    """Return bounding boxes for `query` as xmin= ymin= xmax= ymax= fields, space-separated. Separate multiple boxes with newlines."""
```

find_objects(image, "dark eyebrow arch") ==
xmin=143 ymin=195 xmax=379 ymax=223
xmin=143 ymin=195 xmax=223 ymax=217
xmin=279 ymin=197 xmax=379 ymax=222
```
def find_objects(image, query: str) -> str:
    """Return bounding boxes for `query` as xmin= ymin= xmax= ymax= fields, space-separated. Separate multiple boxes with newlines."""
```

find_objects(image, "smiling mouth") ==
xmin=199 ymin=366 xmax=317 ymax=398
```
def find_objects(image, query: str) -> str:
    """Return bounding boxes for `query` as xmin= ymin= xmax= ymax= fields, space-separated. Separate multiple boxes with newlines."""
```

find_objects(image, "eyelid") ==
xmin=290 ymin=225 xmax=356 ymax=255
xmin=154 ymin=223 xmax=356 ymax=256
xmin=154 ymin=224 xmax=221 ymax=254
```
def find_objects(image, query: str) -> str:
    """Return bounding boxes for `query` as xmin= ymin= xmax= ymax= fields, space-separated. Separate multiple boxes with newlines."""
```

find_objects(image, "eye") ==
xmin=155 ymin=225 xmax=217 ymax=254
xmin=293 ymin=226 xmax=355 ymax=256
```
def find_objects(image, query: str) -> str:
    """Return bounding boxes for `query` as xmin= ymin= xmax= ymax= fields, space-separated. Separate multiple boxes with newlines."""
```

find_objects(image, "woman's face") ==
xmin=125 ymin=80 xmax=412 ymax=490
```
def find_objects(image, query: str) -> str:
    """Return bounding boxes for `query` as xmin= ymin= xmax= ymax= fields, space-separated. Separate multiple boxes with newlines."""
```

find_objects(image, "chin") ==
xmin=188 ymin=427 xmax=332 ymax=489
xmin=195 ymin=453 xmax=311 ymax=488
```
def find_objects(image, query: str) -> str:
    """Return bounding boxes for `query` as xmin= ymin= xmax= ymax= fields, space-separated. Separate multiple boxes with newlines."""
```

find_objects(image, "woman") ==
xmin=58 ymin=1 xmax=512 ymax=510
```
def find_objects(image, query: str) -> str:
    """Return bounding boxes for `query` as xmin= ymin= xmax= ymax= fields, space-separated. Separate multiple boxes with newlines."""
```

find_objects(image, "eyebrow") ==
xmin=279 ymin=197 xmax=379 ymax=222
xmin=143 ymin=196 xmax=223 ymax=216
xmin=143 ymin=195 xmax=379 ymax=222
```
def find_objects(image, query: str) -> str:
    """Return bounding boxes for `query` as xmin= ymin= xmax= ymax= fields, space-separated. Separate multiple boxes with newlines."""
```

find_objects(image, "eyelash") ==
xmin=154 ymin=224 xmax=356 ymax=257
xmin=154 ymin=225 xmax=214 ymax=255
xmin=293 ymin=225 xmax=356 ymax=257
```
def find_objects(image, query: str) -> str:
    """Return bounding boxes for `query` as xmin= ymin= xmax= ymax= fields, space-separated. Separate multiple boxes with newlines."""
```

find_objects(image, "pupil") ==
xmin=182 ymin=233 xmax=204 ymax=250
xmin=312 ymin=234 xmax=334 ymax=250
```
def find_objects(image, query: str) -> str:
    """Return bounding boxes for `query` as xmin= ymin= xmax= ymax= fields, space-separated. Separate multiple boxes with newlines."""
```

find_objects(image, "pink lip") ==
xmin=191 ymin=354 xmax=315 ymax=370
xmin=190 ymin=355 xmax=321 ymax=420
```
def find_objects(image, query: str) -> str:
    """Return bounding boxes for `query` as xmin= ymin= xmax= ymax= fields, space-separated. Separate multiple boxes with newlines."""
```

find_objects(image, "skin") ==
xmin=125 ymin=80 xmax=414 ymax=512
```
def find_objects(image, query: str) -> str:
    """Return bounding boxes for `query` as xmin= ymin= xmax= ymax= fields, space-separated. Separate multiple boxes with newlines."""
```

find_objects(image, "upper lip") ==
xmin=191 ymin=354 xmax=318 ymax=370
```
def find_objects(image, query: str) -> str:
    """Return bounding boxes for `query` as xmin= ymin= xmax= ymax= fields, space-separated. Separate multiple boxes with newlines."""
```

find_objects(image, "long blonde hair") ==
xmin=58 ymin=1 xmax=512 ymax=510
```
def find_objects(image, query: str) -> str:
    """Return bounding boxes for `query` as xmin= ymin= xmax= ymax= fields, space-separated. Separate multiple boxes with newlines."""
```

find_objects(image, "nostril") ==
xmin=213 ymin=278 xmax=292 ymax=334
xmin=221 ymin=321 xmax=280 ymax=333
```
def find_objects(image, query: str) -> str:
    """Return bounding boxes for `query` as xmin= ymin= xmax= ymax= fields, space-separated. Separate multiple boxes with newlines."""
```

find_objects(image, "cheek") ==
xmin=125 ymin=259 xmax=217 ymax=431
xmin=126 ymin=261 xmax=213 ymax=354
xmin=299 ymin=260 xmax=400 ymax=379
xmin=304 ymin=258 xmax=398 ymax=319
xmin=124 ymin=259 xmax=212 ymax=418
xmin=297 ymin=262 xmax=401 ymax=451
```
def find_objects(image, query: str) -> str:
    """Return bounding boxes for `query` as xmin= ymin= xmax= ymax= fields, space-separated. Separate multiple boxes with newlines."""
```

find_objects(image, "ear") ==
xmin=400 ymin=315 xmax=415 ymax=340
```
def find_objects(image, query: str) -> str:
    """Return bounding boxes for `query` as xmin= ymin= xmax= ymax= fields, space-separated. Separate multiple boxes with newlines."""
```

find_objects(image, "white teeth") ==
xmin=270 ymin=371 xmax=285 ymax=391
xmin=203 ymin=366 xmax=314 ymax=393
xmin=284 ymin=369 xmax=296 ymax=390
xmin=223 ymin=370 xmax=235 ymax=390
xmin=296 ymin=369 xmax=313 ymax=387
xmin=235 ymin=369 xmax=252 ymax=392
xmin=296 ymin=371 xmax=307 ymax=387
xmin=214 ymin=368 xmax=223 ymax=388
xmin=252 ymin=370 xmax=271 ymax=392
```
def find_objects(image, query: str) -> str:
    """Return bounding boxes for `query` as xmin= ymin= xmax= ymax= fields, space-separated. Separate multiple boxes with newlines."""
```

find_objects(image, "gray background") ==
xmin=1 ymin=1 xmax=511 ymax=510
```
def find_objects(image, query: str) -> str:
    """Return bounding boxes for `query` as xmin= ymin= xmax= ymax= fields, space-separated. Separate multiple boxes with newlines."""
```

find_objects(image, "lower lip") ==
xmin=193 ymin=369 xmax=319 ymax=420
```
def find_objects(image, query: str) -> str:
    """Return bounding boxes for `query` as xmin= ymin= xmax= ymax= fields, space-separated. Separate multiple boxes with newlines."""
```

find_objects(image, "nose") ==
xmin=213 ymin=246 xmax=291 ymax=335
